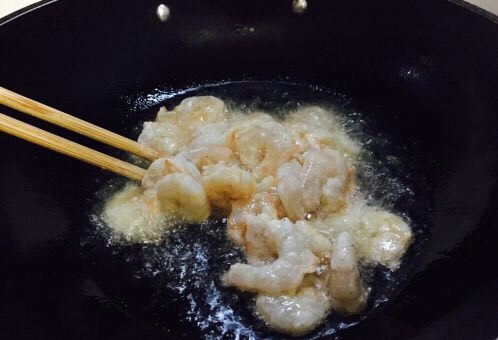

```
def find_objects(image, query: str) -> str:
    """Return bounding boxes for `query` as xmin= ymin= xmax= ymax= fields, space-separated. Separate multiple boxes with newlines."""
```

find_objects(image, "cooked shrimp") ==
xmin=327 ymin=231 xmax=367 ymax=315
xmin=275 ymin=160 xmax=306 ymax=221
xmin=316 ymin=202 xmax=412 ymax=269
xmin=301 ymin=147 xmax=354 ymax=213
xmin=227 ymin=192 xmax=283 ymax=248
xmin=256 ymin=277 xmax=331 ymax=336
xmin=142 ymin=154 xmax=201 ymax=189
xmin=183 ymin=122 xmax=234 ymax=167
xmin=358 ymin=208 xmax=412 ymax=269
xmin=102 ymin=184 xmax=166 ymax=243
xmin=231 ymin=113 xmax=295 ymax=179
xmin=255 ymin=175 xmax=277 ymax=193
xmin=231 ymin=219 xmax=328 ymax=267
xmin=285 ymin=106 xmax=360 ymax=159
xmin=155 ymin=173 xmax=210 ymax=223
xmin=295 ymin=221 xmax=333 ymax=257
xmin=176 ymin=95 xmax=227 ymax=122
xmin=240 ymin=211 xmax=279 ymax=264
xmin=225 ymin=217 xmax=319 ymax=295
xmin=276 ymin=149 xmax=354 ymax=221
xmin=156 ymin=96 xmax=227 ymax=128
xmin=184 ymin=146 xmax=233 ymax=168
xmin=228 ymin=205 xmax=324 ymax=264
xmin=142 ymin=97 xmax=227 ymax=155
xmin=201 ymin=162 xmax=256 ymax=210
xmin=190 ymin=122 xmax=232 ymax=148
xmin=137 ymin=121 xmax=188 ymax=156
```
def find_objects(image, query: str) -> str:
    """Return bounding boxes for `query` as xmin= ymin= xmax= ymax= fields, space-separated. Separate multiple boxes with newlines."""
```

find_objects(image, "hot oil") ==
xmin=80 ymin=81 xmax=430 ymax=339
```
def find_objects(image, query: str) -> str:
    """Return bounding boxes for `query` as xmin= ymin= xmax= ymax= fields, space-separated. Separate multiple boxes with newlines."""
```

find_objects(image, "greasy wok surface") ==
xmin=0 ymin=0 xmax=497 ymax=339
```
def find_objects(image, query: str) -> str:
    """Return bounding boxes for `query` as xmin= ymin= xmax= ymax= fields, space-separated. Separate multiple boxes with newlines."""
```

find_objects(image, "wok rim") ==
xmin=0 ymin=0 xmax=57 ymax=26
xmin=1 ymin=0 xmax=497 ymax=27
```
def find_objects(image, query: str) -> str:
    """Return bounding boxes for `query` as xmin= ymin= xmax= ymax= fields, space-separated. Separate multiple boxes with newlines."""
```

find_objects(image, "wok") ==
xmin=0 ymin=0 xmax=497 ymax=339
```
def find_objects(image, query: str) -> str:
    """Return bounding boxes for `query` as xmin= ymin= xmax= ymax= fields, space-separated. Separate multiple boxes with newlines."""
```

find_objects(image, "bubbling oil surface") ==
xmin=80 ymin=81 xmax=430 ymax=339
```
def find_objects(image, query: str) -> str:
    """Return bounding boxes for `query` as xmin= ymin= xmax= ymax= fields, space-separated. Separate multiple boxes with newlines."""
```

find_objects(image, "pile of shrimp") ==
xmin=102 ymin=96 xmax=412 ymax=335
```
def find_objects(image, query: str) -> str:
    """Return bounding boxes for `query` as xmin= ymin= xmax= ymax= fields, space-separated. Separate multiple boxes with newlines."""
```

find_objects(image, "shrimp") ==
xmin=255 ymin=175 xmax=277 ymax=193
xmin=201 ymin=162 xmax=256 ymax=211
xmin=155 ymin=173 xmax=210 ymax=223
xmin=315 ymin=202 xmax=412 ymax=269
xmin=141 ymin=97 xmax=227 ymax=155
xmin=229 ymin=196 xmax=331 ymax=265
xmin=285 ymin=106 xmax=360 ymax=159
xmin=190 ymin=122 xmax=232 ymax=148
xmin=225 ymin=217 xmax=319 ymax=295
xmin=301 ymin=147 xmax=355 ymax=214
xmin=137 ymin=121 xmax=188 ymax=156
xmin=184 ymin=146 xmax=233 ymax=168
xmin=236 ymin=205 xmax=331 ymax=265
xmin=276 ymin=160 xmax=306 ymax=221
xmin=239 ymin=211 xmax=279 ymax=264
xmin=276 ymin=149 xmax=354 ymax=221
xmin=358 ymin=208 xmax=412 ymax=269
xmin=142 ymin=154 xmax=201 ymax=189
xmin=186 ymin=122 xmax=234 ymax=167
xmin=327 ymin=231 xmax=367 ymax=315
xmin=231 ymin=113 xmax=295 ymax=179
xmin=102 ymin=184 xmax=166 ymax=243
xmin=295 ymin=221 xmax=333 ymax=257
xmin=256 ymin=277 xmax=331 ymax=336
xmin=156 ymin=96 xmax=227 ymax=128
xmin=227 ymin=192 xmax=283 ymax=248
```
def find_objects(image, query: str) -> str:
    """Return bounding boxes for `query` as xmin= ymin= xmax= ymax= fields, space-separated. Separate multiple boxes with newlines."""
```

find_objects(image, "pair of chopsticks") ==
xmin=0 ymin=87 xmax=161 ymax=181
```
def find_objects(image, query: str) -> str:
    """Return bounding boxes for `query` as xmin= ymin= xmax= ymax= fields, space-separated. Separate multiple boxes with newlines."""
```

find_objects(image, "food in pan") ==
xmin=102 ymin=96 xmax=412 ymax=335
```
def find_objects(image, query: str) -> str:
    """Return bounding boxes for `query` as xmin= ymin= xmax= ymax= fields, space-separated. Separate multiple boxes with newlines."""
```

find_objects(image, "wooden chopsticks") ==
xmin=0 ymin=87 xmax=160 ymax=161
xmin=0 ymin=113 xmax=146 ymax=181
xmin=0 ymin=87 xmax=157 ymax=181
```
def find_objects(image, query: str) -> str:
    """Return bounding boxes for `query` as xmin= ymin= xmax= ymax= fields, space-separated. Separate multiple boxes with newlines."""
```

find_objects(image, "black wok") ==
xmin=1 ymin=0 xmax=497 ymax=339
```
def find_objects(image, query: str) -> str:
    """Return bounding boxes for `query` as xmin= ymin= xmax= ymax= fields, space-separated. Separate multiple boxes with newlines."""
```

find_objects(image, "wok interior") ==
xmin=0 ymin=0 xmax=497 ymax=339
